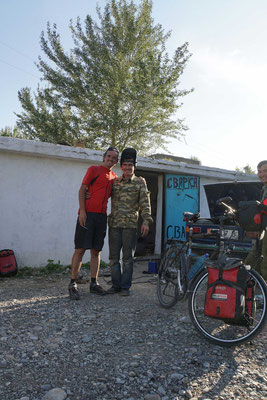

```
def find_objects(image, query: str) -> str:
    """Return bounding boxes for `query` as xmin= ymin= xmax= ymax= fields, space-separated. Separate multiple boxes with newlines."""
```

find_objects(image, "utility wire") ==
xmin=0 ymin=39 xmax=36 ymax=63
xmin=0 ymin=58 xmax=39 ymax=79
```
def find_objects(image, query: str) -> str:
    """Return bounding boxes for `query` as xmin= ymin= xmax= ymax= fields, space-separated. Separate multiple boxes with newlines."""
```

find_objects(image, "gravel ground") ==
xmin=0 ymin=261 xmax=266 ymax=400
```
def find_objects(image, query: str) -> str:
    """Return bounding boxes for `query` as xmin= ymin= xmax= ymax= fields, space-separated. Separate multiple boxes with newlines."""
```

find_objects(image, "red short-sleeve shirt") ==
xmin=80 ymin=165 xmax=117 ymax=214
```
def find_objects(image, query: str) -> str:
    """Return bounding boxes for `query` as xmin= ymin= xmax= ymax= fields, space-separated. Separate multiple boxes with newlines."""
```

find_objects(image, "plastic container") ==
xmin=187 ymin=253 xmax=209 ymax=280
xmin=148 ymin=261 xmax=159 ymax=274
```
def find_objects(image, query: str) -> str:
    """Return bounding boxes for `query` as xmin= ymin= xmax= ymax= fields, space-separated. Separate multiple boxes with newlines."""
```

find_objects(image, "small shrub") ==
xmin=14 ymin=258 xmax=107 ymax=278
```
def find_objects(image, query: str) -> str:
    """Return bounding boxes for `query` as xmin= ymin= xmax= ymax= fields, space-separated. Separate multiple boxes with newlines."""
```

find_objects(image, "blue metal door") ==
xmin=164 ymin=174 xmax=199 ymax=242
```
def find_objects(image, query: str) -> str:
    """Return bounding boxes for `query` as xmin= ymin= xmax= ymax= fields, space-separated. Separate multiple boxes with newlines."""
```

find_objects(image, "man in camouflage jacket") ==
xmin=245 ymin=160 xmax=267 ymax=280
xmin=107 ymin=148 xmax=153 ymax=295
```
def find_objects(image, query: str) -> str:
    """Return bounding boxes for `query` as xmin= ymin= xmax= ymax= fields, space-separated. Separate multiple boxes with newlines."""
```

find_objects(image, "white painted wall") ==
xmin=0 ymin=151 xmax=109 ymax=267
xmin=0 ymin=137 xmax=258 ymax=268
xmin=0 ymin=138 xmax=121 ymax=268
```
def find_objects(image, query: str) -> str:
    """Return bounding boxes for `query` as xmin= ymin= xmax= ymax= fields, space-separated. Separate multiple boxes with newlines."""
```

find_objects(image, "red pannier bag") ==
xmin=0 ymin=249 xmax=18 ymax=277
xmin=204 ymin=257 xmax=249 ymax=326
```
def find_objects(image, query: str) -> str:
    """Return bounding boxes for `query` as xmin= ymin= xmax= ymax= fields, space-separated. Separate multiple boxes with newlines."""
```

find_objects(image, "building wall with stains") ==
xmin=0 ymin=137 xmax=258 ymax=268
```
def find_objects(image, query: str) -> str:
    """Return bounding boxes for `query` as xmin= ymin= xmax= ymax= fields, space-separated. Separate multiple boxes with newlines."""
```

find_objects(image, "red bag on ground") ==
xmin=0 ymin=249 xmax=18 ymax=277
xmin=204 ymin=257 xmax=248 ymax=325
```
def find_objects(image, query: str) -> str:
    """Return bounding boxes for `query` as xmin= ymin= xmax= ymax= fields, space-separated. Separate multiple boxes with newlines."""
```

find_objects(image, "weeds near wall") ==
xmin=14 ymin=259 xmax=108 ymax=278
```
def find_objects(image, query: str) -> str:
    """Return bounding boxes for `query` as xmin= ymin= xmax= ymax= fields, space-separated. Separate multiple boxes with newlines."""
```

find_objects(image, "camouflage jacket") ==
xmin=108 ymin=174 xmax=153 ymax=229
xmin=261 ymin=183 xmax=267 ymax=217
xmin=261 ymin=184 xmax=267 ymax=202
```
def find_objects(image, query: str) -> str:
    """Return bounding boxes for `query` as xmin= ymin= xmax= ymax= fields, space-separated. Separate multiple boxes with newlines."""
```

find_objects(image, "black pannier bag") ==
xmin=237 ymin=200 xmax=262 ymax=232
xmin=0 ymin=249 xmax=18 ymax=277
xmin=204 ymin=257 xmax=250 ymax=326
xmin=244 ymin=277 xmax=256 ymax=326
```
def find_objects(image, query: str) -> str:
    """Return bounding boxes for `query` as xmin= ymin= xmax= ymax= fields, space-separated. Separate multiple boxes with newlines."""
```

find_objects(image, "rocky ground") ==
xmin=0 ymin=262 xmax=266 ymax=400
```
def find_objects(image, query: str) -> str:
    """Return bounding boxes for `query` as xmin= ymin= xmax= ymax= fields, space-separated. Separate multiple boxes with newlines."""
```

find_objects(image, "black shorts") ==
xmin=74 ymin=212 xmax=107 ymax=251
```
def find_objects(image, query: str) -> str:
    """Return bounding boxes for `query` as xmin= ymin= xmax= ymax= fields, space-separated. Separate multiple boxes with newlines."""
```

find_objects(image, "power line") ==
xmin=0 ymin=40 xmax=36 ymax=63
xmin=0 ymin=58 xmax=39 ymax=79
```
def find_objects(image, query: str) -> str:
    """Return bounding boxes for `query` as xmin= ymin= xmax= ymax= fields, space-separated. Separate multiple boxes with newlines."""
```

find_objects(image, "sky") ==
xmin=1 ymin=0 xmax=266 ymax=172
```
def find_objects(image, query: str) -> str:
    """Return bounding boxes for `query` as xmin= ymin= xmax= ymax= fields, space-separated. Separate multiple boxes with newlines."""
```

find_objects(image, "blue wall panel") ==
xmin=164 ymin=174 xmax=199 ymax=242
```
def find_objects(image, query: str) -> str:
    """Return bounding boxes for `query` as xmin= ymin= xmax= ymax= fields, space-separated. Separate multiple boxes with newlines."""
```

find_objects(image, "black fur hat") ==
xmin=120 ymin=148 xmax=137 ymax=166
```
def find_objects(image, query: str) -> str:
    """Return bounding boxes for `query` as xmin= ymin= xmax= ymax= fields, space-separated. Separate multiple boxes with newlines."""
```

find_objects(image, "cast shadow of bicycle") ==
xmin=169 ymin=310 xmax=266 ymax=399
xmin=1 ymin=276 xmax=265 ymax=400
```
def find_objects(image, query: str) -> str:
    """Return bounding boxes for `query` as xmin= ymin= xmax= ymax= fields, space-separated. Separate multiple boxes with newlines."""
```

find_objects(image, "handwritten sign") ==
xmin=164 ymin=174 xmax=199 ymax=242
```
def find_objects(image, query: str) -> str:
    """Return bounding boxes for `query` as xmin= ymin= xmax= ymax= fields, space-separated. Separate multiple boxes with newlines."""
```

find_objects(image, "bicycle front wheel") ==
xmin=157 ymin=245 xmax=187 ymax=309
xmin=188 ymin=269 xmax=267 ymax=347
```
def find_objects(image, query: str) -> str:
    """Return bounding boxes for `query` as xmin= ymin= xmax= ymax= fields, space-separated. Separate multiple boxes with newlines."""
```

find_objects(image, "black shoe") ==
xmin=106 ymin=286 xmax=121 ymax=294
xmin=90 ymin=282 xmax=106 ymax=295
xmin=68 ymin=282 xmax=80 ymax=300
xmin=120 ymin=289 xmax=130 ymax=296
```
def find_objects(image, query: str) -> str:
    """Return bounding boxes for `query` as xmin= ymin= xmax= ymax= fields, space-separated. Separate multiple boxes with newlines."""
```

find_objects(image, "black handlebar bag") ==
xmin=244 ymin=277 xmax=256 ymax=326
xmin=238 ymin=201 xmax=262 ymax=231
xmin=204 ymin=257 xmax=251 ymax=326
xmin=0 ymin=249 xmax=18 ymax=277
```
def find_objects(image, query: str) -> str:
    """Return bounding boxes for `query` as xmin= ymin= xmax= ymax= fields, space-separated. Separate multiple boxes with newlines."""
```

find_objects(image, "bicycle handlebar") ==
xmin=216 ymin=196 xmax=237 ymax=216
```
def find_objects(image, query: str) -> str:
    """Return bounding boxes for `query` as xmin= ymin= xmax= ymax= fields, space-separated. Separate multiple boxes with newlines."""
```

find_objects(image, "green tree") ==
xmin=235 ymin=165 xmax=256 ymax=174
xmin=190 ymin=155 xmax=201 ymax=165
xmin=0 ymin=126 xmax=26 ymax=139
xmin=16 ymin=0 xmax=192 ymax=152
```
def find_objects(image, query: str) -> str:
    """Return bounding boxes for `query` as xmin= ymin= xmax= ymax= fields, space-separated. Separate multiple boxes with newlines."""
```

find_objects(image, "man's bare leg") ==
xmin=90 ymin=248 xmax=100 ymax=279
xmin=90 ymin=248 xmax=106 ymax=295
xmin=71 ymin=248 xmax=86 ymax=279
xmin=69 ymin=248 xmax=86 ymax=300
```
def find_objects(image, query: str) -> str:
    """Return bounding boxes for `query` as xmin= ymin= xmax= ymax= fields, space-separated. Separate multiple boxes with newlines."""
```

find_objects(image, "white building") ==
xmin=0 ymin=137 xmax=258 ymax=268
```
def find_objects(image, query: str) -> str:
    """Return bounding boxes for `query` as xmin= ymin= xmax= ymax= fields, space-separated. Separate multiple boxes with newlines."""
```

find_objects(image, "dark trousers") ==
xmin=109 ymin=227 xmax=137 ymax=289
xmin=245 ymin=230 xmax=267 ymax=280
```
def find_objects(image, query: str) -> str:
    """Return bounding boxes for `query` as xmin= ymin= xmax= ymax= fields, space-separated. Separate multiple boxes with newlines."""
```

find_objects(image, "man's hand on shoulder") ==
xmin=138 ymin=176 xmax=146 ymax=184
xmin=85 ymin=188 xmax=91 ymax=200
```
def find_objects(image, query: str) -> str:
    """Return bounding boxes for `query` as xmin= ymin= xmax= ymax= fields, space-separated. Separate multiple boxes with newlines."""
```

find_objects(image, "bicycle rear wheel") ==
xmin=157 ymin=245 xmax=187 ymax=309
xmin=188 ymin=269 xmax=267 ymax=347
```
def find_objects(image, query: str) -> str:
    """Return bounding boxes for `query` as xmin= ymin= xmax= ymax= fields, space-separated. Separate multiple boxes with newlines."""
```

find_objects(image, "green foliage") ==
xmin=16 ymin=259 xmax=70 ymax=278
xmin=81 ymin=260 xmax=108 ymax=270
xmin=190 ymin=155 xmax=201 ymax=163
xmin=15 ymin=259 xmax=108 ymax=278
xmin=0 ymin=126 xmax=27 ymax=139
xmin=235 ymin=165 xmax=256 ymax=174
xmin=16 ymin=0 xmax=192 ymax=153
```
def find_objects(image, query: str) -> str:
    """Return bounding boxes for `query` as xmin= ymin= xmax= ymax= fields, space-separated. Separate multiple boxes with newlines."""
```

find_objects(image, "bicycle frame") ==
xmin=159 ymin=202 xmax=247 ymax=304
xmin=169 ymin=225 xmax=215 ymax=298
xmin=157 ymin=198 xmax=267 ymax=346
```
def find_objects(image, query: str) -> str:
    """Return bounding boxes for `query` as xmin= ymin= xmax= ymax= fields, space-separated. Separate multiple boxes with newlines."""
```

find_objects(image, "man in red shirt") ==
xmin=69 ymin=147 xmax=119 ymax=300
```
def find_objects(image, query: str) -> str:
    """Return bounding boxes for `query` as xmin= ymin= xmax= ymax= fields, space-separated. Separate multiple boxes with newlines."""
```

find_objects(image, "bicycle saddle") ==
xmin=183 ymin=212 xmax=200 ymax=223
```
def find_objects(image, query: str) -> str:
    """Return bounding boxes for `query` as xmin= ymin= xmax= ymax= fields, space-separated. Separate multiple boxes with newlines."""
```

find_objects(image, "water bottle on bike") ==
xmin=157 ymin=200 xmax=267 ymax=347
xmin=187 ymin=253 xmax=209 ymax=280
